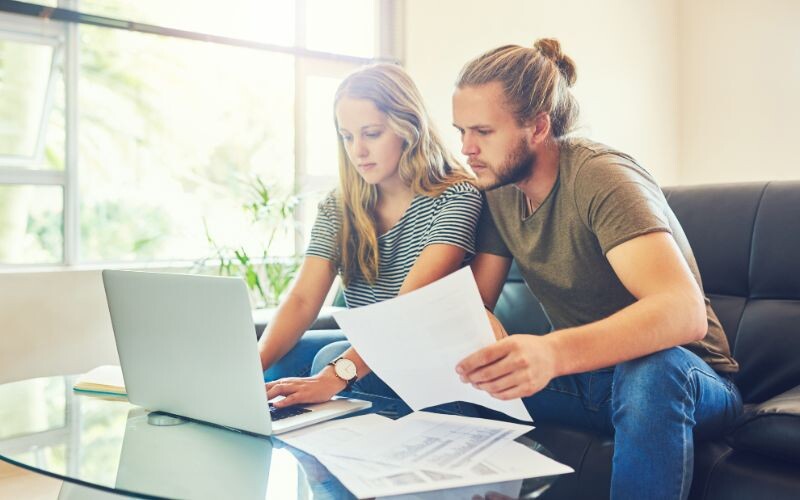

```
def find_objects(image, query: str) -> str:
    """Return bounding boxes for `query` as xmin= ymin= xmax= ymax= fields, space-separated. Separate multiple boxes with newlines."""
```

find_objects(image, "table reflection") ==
xmin=0 ymin=376 xmax=558 ymax=499
xmin=0 ymin=376 xmax=307 ymax=499
xmin=113 ymin=408 xmax=272 ymax=499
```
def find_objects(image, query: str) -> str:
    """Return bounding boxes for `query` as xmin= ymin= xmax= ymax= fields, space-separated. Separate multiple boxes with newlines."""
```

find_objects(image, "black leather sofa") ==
xmin=256 ymin=181 xmax=800 ymax=499
xmin=488 ymin=181 xmax=800 ymax=499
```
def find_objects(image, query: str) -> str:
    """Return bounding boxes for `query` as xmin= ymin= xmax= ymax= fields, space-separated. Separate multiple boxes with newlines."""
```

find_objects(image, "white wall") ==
xmin=0 ymin=271 xmax=119 ymax=385
xmin=405 ymin=0 xmax=681 ymax=184
xmin=404 ymin=0 xmax=800 ymax=186
xmin=679 ymin=0 xmax=800 ymax=184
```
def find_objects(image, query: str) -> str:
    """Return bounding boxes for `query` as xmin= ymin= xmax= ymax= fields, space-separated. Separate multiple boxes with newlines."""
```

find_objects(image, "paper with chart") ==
xmin=347 ymin=411 xmax=531 ymax=470
xmin=278 ymin=412 xmax=572 ymax=498
xmin=344 ymin=440 xmax=571 ymax=499
xmin=281 ymin=412 xmax=531 ymax=471
xmin=332 ymin=267 xmax=531 ymax=421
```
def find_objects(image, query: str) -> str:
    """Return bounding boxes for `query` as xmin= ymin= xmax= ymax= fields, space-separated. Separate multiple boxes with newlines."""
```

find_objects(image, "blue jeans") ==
xmin=263 ymin=330 xmax=347 ymax=381
xmin=266 ymin=332 xmax=479 ymax=418
xmin=481 ymin=344 xmax=743 ymax=500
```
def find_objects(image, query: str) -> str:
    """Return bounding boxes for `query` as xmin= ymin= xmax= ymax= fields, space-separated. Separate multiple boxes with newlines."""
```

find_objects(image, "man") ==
xmin=452 ymin=39 xmax=742 ymax=500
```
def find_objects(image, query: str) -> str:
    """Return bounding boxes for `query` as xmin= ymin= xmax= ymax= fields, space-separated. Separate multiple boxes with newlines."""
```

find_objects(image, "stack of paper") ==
xmin=73 ymin=365 xmax=127 ymax=396
xmin=279 ymin=412 xmax=572 ymax=498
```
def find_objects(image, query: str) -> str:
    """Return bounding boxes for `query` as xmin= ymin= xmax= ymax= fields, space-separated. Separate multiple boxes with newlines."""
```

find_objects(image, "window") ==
xmin=0 ymin=0 xmax=400 ymax=267
xmin=0 ymin=14 xmax=66 ymax=265
xmin=77 ymin=27 xmax=296 ymax=262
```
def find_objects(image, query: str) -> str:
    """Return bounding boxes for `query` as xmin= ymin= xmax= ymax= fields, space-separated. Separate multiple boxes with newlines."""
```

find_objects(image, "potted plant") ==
xmin=195 ymin=177 xmax=300 ymax=308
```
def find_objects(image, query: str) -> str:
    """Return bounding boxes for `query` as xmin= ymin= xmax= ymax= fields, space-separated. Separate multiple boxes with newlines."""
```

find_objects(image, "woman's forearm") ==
xmin=316 ymin=345 xmax=372 ymax=389
xmin=258 ymin=293 xmax=321 ymax=371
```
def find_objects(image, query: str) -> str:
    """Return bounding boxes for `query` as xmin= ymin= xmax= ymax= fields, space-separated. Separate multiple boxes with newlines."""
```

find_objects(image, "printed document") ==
xmin=333 ymin=267 xmax=531 ymax=421
xmin=377 ymin=478 xmax=523 ymax=500
xmin=279 ymin=413 xmax=572 ymax=498
xmin=330 ymin=440 xmax=572 ymax=498
xmin=348 ymin=412 xmax=530 ymax=470
xmin=281 ymin=412 xmax=531 ymax=471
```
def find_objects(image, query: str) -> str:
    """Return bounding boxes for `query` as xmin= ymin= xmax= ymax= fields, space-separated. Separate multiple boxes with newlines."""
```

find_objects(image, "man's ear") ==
xmin=525 ymin=112 xmax=551 ymax=147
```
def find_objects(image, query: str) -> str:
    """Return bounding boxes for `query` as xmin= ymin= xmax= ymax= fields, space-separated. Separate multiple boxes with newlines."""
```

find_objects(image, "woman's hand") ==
xmin=265 ymin=367 xmax=347 ymax=408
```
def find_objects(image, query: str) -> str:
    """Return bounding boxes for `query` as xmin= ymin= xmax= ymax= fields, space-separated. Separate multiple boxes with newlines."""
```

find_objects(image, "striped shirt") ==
xmin=306 ymin=182 xmax=483 ymax=308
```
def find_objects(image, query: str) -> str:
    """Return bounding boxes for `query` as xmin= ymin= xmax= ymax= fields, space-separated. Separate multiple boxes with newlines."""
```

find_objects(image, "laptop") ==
xmin=102 ymin=269 xmax=370 ymax=436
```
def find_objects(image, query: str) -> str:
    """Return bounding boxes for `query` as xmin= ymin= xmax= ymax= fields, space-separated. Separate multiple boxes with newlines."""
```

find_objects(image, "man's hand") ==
xmin=486 ymin=310 xmax=509 ymax=341
xmin=456 ymin=334 xmax=557 ymax=400
xmin=265 ymin=367 xmax=347 ymax=408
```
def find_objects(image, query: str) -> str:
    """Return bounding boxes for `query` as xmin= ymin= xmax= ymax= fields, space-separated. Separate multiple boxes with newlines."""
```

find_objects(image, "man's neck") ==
xmin=515 ymin=138 xmax=560 ymax=209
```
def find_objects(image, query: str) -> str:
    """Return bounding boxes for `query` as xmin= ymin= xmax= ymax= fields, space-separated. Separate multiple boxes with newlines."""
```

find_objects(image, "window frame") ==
xmin=0 ymin=13 xmax=65 ymax=177
xmin=0 ymin=26 xmax=64 ymax=168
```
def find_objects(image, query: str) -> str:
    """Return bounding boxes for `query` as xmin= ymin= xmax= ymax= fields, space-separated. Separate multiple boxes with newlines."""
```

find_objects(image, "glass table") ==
xmin=0 ymin=375 xmax=559 ymax=499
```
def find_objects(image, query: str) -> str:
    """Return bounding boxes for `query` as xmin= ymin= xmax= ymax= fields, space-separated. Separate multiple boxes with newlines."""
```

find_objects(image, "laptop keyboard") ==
xmin=269 ymin=403 xmax=312 ymax=421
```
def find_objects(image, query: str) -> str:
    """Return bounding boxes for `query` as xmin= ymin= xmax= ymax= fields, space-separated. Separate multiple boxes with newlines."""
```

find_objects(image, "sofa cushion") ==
xmin=663 ymin=183 xmax=763 ymax=298
xmin=706 ymin=294 xmax=746 ymax=350
xmin=728 ymin=384 xmax=800 ymax=463
xmin=665 ymin=182 xmax=800 ymax=405
xmin=748 ymin=182 xmax=800 ymax=300
xmin=733 ymin=300 xmax=800 ymax=403
xmin=700 ymin=449 xmax=800 ymax=500
xmin=493 ymin=261 xmax=552 ymax=335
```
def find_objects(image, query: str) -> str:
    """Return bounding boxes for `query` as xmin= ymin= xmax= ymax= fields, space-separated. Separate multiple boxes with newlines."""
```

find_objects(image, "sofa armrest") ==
xmin=253 ymin=306 xmax=344 ymax=340
xmin=728 ymin=384 xmax=800 ymax=463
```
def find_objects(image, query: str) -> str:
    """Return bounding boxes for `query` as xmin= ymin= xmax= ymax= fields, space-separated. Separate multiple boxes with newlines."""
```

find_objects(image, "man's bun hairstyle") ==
xmin=533 ymin=38 xmax=577 ymax=87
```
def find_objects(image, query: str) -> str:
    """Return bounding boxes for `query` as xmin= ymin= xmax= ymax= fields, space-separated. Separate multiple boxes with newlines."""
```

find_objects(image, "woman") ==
xmin=259 ymin=63 xmax=481 ymax=414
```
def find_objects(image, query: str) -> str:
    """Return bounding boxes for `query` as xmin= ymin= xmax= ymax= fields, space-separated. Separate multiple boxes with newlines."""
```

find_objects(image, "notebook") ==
xmin=73 ymin=365 xmax=126 ymax=397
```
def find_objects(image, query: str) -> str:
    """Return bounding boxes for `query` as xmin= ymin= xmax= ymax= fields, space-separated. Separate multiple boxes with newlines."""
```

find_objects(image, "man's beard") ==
xmin=481 ymin=139 xmax=536 ymax=190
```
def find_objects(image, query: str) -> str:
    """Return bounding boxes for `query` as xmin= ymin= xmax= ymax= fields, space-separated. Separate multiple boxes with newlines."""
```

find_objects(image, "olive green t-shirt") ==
xmin=477 ymin=138 xmax=738 ymax=373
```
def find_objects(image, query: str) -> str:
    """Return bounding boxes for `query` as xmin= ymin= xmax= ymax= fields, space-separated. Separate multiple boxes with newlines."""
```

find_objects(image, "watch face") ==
xmin=334 ymin=358 xmax=357 ymax=380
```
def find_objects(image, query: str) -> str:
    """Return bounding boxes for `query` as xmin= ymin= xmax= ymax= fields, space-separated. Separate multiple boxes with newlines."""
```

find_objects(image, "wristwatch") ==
xmin=328 ymin=356 xmax=358 ymax=391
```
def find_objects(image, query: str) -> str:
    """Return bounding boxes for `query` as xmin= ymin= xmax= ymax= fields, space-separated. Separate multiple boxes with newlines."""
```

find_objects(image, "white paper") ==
xmin=277 ymin=413 xmax=392 ymax=457
xmin=378 ymin=479 xmax=523 ymax=500
xmin=349 ymin=412 xmax=531 ymax=471
xmin=278 ymin=412 xmax=530 ymax=472
xmin=315 ymin=440 xmax=572 ymax=498
xmin=279 ymin=412 xmax=572 ymax=499
xmin=333 ymin=267 xmax=531 ymax=421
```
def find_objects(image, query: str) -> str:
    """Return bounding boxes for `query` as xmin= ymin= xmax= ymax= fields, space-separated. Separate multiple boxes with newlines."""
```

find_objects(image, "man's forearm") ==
xmin=546 ymin=292 xmax=707 ymax=377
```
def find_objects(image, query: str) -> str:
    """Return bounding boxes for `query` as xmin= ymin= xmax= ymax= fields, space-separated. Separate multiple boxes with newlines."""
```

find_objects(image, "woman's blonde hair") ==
xmin=333 ymin=63 xmax=472 ymax=286
xmin=456 ymin=38 xmax=579 ymax=138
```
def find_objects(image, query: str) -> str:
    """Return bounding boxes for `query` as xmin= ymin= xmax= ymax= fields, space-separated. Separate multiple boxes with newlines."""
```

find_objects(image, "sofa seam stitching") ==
xmin=732 ymin=182 xmax=769 ymax=363
xmin=745 ymin=182 xmax=769 ymax=299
